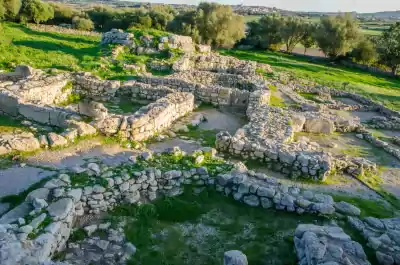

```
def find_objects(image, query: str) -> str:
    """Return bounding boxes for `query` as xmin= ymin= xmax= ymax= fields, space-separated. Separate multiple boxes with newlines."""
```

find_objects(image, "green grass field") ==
xmin=0 ymin=23 xmax=102 ymax=72
xmin=0 ymin=22 xmax=160 ymax=80
xmin=220 ymin=49 xmax=400 ymax=110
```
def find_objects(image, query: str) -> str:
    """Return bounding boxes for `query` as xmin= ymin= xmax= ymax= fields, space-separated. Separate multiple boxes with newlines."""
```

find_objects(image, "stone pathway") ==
xmin=26 ymin=138 xmax=137 ymax=169
xmin=148 ymin=138 xmax=202 ymax=153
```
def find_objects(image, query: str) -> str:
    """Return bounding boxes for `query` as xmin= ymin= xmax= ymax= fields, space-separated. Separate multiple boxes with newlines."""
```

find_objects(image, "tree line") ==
xmin=242 ymin=13 xmax=400 ymax=74
xmin=0 ymin=0 xmax=399 ymax=74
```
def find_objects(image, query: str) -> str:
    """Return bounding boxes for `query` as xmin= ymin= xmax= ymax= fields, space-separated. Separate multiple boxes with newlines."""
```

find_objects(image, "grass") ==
xmin=331 ymin=194 xmax=394 ymax=218
xmin=341 ymin=146 xmax=371 ymax=158
xmin=298 ymin=92 xmax=318 ymax=102
xmin=176 ymin=125 xmax=218 ymax=147
xmin=0 ymin=22 xmax=157 ymax=80
xmin=109 ymin=186 xmax=325 ymax=265
xmin=270 ymin=94 xmax=286 ymax=108
xmin=57 ymin=93 xmax=82 ymax=106
xmin=69 ymin=228 xmax=86 ymax=242
xmin=220 ymin=49 xmax=400 ymax=111
xmin=0 ymin=115 xmax=31 ymax=134
xmin=244 ymin=15 xmax=261 ymax=23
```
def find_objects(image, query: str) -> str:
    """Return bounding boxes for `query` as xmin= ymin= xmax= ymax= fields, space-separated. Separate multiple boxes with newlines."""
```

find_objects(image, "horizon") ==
xmin=131 ymin=0 xmax=400 ymax=13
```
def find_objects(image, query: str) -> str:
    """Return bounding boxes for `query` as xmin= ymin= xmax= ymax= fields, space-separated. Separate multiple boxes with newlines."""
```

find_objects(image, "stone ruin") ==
xmin=0 ymin=46 xmax=386 ymax=181
xmin=2 ymin=38 xmax=400 ymax=264
xmin=0 ymin=144 xmax=398 ymax=264
xmin=100 ymin=28 xmax=204 ymax=55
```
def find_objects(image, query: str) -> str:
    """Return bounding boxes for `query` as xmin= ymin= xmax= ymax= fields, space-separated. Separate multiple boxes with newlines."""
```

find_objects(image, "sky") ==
xmin=142 ymin=0 xmax=400 ymax=13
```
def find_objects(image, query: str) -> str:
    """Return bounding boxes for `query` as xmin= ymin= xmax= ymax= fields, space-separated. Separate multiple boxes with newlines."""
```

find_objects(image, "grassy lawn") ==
xmin=109 ymin=186 xmax=325 ymax=265
xmin=0 ymin=22 xmax=152 ymax=80
xmin=243 ymin=15 xmax=261 ymax=23
xmin=220 ymin=49 xmax=400 ymax=110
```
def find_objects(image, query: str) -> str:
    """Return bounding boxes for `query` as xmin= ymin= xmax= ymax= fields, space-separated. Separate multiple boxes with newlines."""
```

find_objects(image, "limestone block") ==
xmin=304 ymin=118 xmax=335 ymax=134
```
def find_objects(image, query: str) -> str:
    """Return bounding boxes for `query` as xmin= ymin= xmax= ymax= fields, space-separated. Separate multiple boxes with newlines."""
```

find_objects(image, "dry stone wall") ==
xmin=73 ymin=72 xmax=121 ymax=100
xmin=216 ymin=90 xmax=335 ymax=180
xmin=93 ymin=92 xmax=194 ymax=141
xmin=348 ymin=216 xmax=400 ymax=265
xmin=295 ymin=86 xmax=400 ymax=119
xmin=0 ymin=149 xmax=367 ymax=265
xmin=294 ymin=224 xmax=371 ymax=265
xmin=172 ymin=53 xmax=262 ymax=75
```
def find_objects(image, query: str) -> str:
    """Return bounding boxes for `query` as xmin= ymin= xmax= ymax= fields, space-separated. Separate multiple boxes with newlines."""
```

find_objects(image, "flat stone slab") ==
xmin=0 ymin=202 xmax=32 ymax=224
xmin=0 ymin=166 xmax=55 ymax=198
xmin=48 ymin=198 xmax=74 ymax=221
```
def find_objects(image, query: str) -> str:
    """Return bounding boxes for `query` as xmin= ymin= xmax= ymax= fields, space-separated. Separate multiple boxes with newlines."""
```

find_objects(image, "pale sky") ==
xmin=143 ymin=0 xmax=400 ymax=13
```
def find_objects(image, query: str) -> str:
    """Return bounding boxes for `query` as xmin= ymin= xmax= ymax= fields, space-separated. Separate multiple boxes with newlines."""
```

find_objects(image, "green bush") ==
xmin=72 ymin=16 xmax=94 ymax=31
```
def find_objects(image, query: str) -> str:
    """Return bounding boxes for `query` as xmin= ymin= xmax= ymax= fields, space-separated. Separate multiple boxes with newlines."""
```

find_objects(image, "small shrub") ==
xmin=70 ymin=228 xmax=86 ymax=242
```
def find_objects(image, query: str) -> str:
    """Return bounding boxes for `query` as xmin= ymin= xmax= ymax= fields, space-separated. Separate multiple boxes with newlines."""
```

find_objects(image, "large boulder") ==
xmin=77 ymin=100 xmax=108 ymax=120
xmin=47 ymin=198 xmax=74 ymax=221
xmin=8 ymin=134 xmax=40 ymax=152
xmin=224 ymin=250 xmax=248 ymax=265
xmin=66 ymin=120 xmax=97 ymax=137
xmin=47 ymin=133 xmax=68 ymax=147
xmin=291 ymin=114 xmax=306 ymax=132
xmin=304 ymin=118 xmax=335 ymax=134
xmin=334 ymin=201 xmax=361 ymax=216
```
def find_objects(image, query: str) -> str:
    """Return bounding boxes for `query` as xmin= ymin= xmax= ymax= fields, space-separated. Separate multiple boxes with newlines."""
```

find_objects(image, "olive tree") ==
xmin=281 ymin=16 xmax=307 ymax=53
xmin=72 ymin=16 xmax=94 ymax=31
xmin=0 ymin=0 xmax=21 ymax=20
xmin=19 ymin=0 xmax=54 ymax=24
xmin=314 ymin=14 xmax=359 ymax=58
xmin=378 ymin=22 xmax=400 ymax=75
xmin=300 ymin=23 xmax=317 ymax=55
xmin=351 ymin=39 xmax=377 ymax=65
xmin=195 ymin=2 xmax=245 ymax=48
xmin=246 ymin=14 xmax=284 ymax=50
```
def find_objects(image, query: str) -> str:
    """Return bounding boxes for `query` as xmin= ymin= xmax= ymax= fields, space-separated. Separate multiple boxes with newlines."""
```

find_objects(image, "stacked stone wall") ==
xmin=73 ymin=72 xmax=121 ymax=100
xmin=348 ymin=216 xmax=400 ymax=265
xmin=296 ymin=86 xmax=400 ymax=118
xmin=136 ymin=75 xmax=253 ymax=108
xmin=93 ymin=92 xmax=194 ymax=141
xmin=0 ymin=150 xmax=368 ymax=265
xmin=216 ymin=90 xmax=333 ymax=180
xmin=170 ymin=71 xmax=260 ymax=91
xmin=172 ymin=53 xmax=261 ymax=76
xmin=294 ymin=224 xmax=371 ymax=265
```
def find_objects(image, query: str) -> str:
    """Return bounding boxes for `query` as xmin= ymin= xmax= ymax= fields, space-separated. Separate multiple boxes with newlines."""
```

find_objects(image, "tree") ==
xmin=281 ymin=16 xmax=307 ymax=53
xmin=86 ymin=5 xmax=114 ymax=30
xmin=2 ymin=0 xmax=21 ymax=20
xmin=314 ymin=14 xmax=359 ymax=58
xmin=195 ymin=2 xmax=245 ymax=48
xmin=351 ymin=39 xmax=377 ymax=65
xmin=50 ymin=3 xmax=79 ymax=24
xmin=167 ymin=10 xmax=200 ymax=42
xmin=19 ymin=0 xmax=54 ymax=24
xmin=246 ymin=14 xmax=285 ymax=50
xmin=0 ymin=0 xmax=5 ymax=20
xmin=72 ymin=16 xmax=94 ymax=31
xmin=300 ymin=23 xmax=316 ymax=55
xmin=378 ymin=22 xmax=400 ymax=75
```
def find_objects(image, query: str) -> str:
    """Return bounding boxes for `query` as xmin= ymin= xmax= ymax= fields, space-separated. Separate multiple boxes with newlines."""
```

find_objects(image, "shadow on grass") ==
xmin=13 ymin=40 xmax=100 ymax=61
xmin=7 ymin=23 xmax=99 ymax=45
